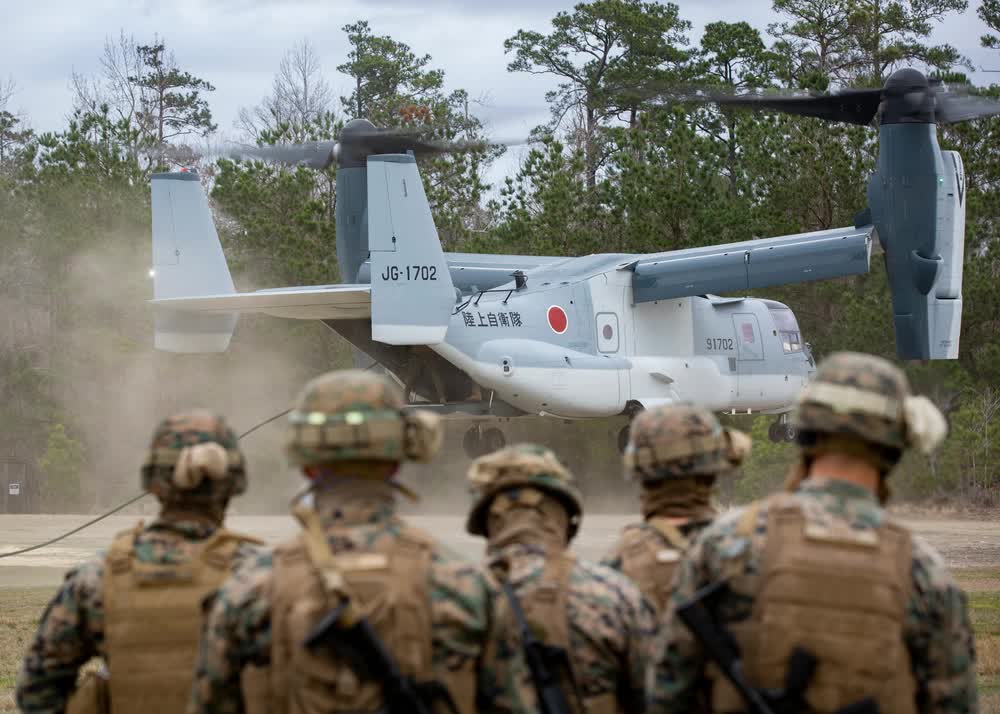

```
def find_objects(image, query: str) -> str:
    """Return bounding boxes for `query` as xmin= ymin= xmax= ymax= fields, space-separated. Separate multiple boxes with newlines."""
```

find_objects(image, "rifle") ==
xmin=304 ymin=600 xmax=458 ymax=714
xmin=676 ymin=581 xmax=878 ymax=714
xmin=500 ymin=579 xmax=577 ymax=714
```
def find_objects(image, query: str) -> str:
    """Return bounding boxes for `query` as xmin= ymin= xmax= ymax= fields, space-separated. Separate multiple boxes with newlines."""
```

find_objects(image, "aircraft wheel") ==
xmin=768 ymin=423 xmax=783 ymax=443
xmin=462 ymin=427 xmax=482 ymax=459
xmin=482 ymin=428 xmax=506 ymax=454
xmin=617 ymin=425 xmax=630 ymax=454
xmin=783 ymin=423 xmax=798 ymax=443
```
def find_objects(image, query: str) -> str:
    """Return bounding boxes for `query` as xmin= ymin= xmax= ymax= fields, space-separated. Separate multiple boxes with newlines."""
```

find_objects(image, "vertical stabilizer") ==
xmin=151 ymin=172 xmax=238 ymax=352
xmin=367 ymin=154 xmax=455 ymax=345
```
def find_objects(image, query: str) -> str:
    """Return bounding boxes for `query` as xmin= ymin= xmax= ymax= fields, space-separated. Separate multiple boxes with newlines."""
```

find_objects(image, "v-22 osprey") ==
xmin=149 ymin=68 xmax=977 ymax=456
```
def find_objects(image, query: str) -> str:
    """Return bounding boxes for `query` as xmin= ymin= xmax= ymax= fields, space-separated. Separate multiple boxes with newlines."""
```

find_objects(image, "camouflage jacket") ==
xmin=189 ymin=488 xmax=497 ymax=714
xmin=486 ymin=541 xmax=657 ymax=714
xmin=647 ymin=477 xmax=979 ymax=714
xmin=16 ymin=518 xmax=255 ymax=714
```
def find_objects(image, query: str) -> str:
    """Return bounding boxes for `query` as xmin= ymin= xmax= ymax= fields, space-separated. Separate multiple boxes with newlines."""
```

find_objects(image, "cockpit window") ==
xmin=770 ymin=308 xmax=803 ymax=354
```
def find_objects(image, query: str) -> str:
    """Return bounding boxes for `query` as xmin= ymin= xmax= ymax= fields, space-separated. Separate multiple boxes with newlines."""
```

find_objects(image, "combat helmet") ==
xmin=141 ymin=410 xmax=246 ymax=504
xmin=624 ymin=405 xmax=752 ymax=484
xmin=466 ymin=443 xmax=583 ymax=539
xmin=792 ymin=351 xmax=947 ymax=467
xmin=285 ymin=369 xmax=442 ymax=468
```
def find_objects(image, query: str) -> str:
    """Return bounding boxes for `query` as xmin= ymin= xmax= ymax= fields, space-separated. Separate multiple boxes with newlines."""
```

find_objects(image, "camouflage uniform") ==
xmin=466 ymin=444 xmax=656 ymax=714
xmin=17 ymin=411 xmax=258 ymax=714
xmin=647 ymin=352 xmax=977 ymax=714
xmin=601 ymin=406 xmax=750 ymax=614
xmin=189 ymin=370 xmax=498 ymax=714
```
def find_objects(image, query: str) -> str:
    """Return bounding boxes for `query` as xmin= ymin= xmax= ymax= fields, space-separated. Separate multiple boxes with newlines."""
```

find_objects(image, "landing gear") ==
xmin=462 ymin=425 xmax=507 ymax=458
xmin=617 ymin=425 xmax=630 ymax=454
xmin=768 ymin=416 xmax=797 ymax=443
xmin=617 ymin=402 xmax=645 ymax=454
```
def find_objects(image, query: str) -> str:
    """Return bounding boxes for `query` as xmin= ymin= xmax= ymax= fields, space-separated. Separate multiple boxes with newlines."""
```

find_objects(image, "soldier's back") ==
xmin=491 ymin=543 xmax=654 ymax=714
xmin=649 ymin=479 xmax=978 ymax=714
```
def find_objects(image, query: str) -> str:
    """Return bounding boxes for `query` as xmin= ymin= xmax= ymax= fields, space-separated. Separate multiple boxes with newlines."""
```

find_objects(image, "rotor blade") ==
xmin=351 ymin=129 xmax=503 ymax=156
xmin=712 ymin=89 xmax=883 ymax=126
xmin=936 ymin=92 xmax=1000 ymax=124
xmin=229 ymin=140 xmax=338 ymax=170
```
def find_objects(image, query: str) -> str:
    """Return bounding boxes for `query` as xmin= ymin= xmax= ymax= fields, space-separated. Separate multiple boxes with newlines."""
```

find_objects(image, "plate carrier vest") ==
xmin=709 ymin=494 xmax=918 ymax=714
xmin=266 ymin=507 xmax=474 ymax=714
xmin=617 ymin=518 xmax=690 ymax=615
xmin=102 ymin=523 xmax=260 ymax=714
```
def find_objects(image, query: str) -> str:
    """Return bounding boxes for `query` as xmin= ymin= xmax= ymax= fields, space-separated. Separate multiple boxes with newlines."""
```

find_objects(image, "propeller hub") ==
xmin=338 ymin=118 xmax=378 ymax=169
xmin=881 ymin=69 xmax=935 ymax=125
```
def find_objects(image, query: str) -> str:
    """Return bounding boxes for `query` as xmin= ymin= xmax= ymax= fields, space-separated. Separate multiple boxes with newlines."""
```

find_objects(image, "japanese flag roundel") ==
xmin=547 ymin=305 xmax=568 ymax=334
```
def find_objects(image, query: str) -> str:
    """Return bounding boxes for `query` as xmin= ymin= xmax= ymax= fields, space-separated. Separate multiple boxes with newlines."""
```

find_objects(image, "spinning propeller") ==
xmin=674 ymin=68 xmax=1000 ymax=127
xmin=230 ymin=118 xmax=495 ymax=170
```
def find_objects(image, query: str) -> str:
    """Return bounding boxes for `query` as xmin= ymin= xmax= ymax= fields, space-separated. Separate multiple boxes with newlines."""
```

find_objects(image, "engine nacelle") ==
xmin=868 ymin=125 xmax=964 ymax=359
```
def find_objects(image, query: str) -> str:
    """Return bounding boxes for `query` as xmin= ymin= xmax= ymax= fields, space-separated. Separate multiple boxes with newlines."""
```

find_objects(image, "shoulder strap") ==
xmin=648 ymin=518 xmax=690 ymax=551
xmin=736 ymin=499 xmax=769 ymax=538
xmin=106 ymin=522 xmax=144 ymax=574
xmin=198 ymin=528 xmax=264 ymax=571
xmin=292 ymin=503 xmax=352 ymax=604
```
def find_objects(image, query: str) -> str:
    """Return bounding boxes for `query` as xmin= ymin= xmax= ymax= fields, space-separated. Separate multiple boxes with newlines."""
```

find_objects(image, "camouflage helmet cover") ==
xmin=792 ymin=351 xmax=947 ymax=455
xmin=285 ymin=369 xmax=442 ymax=467
xmin=141 ymin=410 xmax=246 ymax=502
xmin=624 ymin=405 xmax=750 ymax=483
xmin=466 ymin=443 xmax=583 ymax=539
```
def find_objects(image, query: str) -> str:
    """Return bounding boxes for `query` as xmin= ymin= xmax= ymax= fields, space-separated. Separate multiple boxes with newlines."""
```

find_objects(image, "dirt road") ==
xmin=0 ymin=512 xmax=997 ymax=588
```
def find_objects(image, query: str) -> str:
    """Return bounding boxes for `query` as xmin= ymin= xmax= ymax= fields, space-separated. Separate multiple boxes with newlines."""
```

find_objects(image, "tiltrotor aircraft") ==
xmin=149 ymin=68 xmax=994 ymax=456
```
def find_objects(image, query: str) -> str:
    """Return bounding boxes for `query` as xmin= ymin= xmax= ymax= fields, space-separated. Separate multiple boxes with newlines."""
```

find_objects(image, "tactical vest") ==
xmin=504 ymin=551 xmax=622 ymax=714
xmin=617 ymin=518 xmax=690 ymax=615
xmin=709 ymin=495 xmax=918 ymax=714
xmin=102 ymin=523 xmax=260 ymax=714
xmin=267 ymin=509 xmax=473 ymax=714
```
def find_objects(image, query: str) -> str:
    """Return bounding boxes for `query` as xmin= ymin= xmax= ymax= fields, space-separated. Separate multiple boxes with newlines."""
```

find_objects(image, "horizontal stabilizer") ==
xmin=632 ymin=225 xmax=873 ymax=303
xmin=152 ymin=285 xmax=371 ymax=320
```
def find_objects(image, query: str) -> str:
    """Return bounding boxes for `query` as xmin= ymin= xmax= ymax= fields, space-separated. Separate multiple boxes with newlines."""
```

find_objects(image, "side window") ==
xmin=732 ymin=314 xmax=764 ymax=360
xmin=596 ymin=312 xmax=619 ymax=353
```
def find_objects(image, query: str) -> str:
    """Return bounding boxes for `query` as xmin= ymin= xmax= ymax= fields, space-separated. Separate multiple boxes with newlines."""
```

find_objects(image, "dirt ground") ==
xmin=0 ymin=512 xmax=997 ymax=711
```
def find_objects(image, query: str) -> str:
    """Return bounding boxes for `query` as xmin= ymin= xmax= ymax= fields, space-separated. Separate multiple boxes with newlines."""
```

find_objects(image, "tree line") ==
xmin=1 ymin=0 xmax=998 ymax=510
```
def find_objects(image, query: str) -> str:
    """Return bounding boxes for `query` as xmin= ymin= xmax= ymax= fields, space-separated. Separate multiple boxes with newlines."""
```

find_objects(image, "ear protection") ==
xmin=402 ymin=410 xmax=443 ymax=463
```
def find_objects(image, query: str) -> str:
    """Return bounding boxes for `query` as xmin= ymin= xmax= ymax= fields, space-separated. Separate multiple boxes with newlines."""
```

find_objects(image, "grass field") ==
xmin=1 ymin=571 xmax=997 ymax=711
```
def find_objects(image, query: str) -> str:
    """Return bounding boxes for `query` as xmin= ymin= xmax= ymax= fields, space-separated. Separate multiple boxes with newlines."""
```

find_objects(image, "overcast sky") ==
xmin=3 ymin=0 xmax=999 ymax=182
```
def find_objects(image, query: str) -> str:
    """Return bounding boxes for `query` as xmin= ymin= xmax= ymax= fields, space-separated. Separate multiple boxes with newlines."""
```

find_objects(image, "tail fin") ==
xmin=151 ymin=172 xmax=238 ymax=352
xmin=366 ymin=155 xmax=456 ymax=345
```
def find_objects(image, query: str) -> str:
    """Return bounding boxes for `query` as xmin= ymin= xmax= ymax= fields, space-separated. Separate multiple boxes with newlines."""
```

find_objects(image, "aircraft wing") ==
xmin=152 ymin=285 xmax=371 ymax=320
xmin=629 ymin=225 xmax=874 ymax=303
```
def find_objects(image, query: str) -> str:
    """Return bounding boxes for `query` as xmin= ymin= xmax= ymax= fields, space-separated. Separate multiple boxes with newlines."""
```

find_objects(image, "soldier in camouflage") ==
xmin=601 ymin=405 xmax=751 ymax=614
xmin=647 ymin=351 xmax=978 ymax=714
xmin=16 ymin=410 xmax=261 ymax=714
xmin=466 ymin=443 xmax=656 ymax=714
xmin=189 ymin=369 xmax=498 ymax=714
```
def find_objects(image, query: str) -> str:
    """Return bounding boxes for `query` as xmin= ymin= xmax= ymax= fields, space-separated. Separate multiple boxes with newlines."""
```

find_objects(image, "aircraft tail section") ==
xmin=150 ymin=172 xmax=238 ymax=352
xmin=367 ymin=154 xmax=455 ymax=345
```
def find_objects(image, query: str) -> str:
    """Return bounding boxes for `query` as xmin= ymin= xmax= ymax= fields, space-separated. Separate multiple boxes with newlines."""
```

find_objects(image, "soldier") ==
xmin=466 ymin=443 xmax=656 ymax=714
xmin=647 ymin=351 xmax=978 ymax=714
xmin=189 ymin=369 xmax=496 ymax=714
xmin=601 ymin=405 xmax=751 ymax=614
xmin=16 ymin=410 xmax=261 ymax=714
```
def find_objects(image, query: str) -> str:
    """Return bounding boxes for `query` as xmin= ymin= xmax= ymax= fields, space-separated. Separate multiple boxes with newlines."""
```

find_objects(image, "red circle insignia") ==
xmin=547 ymin=305 xmax=568 ymax=334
